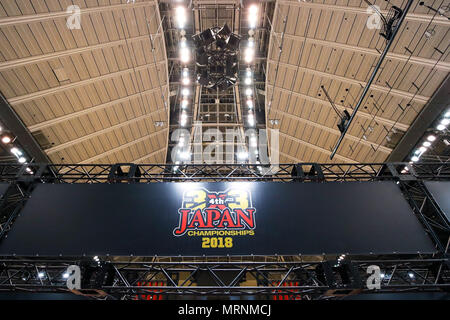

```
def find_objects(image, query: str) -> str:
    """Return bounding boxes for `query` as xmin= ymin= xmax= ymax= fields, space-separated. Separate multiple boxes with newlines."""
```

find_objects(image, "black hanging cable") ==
xmin=330 ymin=0 xmax=414 ymax=160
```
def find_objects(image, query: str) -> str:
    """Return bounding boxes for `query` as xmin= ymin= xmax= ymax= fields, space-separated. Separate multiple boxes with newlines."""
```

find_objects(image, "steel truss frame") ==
xmin=0 ymin=162 xmax=448 ymax=184
xmin=0 ymin=257 xmax=448 ymax=299
xmin=0 ymin=162 xmax=448 ymax=299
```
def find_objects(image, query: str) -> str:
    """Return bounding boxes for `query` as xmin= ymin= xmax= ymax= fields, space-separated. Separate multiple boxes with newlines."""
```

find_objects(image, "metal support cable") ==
xmin=330 ymin=0 xmax=414 ymax=160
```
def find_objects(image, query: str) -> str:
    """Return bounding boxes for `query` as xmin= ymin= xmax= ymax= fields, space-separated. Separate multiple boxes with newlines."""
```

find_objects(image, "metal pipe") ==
xmin=330 ymin=0 xmax=414 ymax=160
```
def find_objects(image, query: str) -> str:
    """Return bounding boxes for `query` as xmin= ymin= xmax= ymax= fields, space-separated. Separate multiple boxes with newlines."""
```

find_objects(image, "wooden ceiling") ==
xmin=0 ymin=0 xmax=169 ymax=164
xmin=266 ymin=0 xmax=450 ymax=164
xmin=0 ymin=0 xmax=448 ymax=166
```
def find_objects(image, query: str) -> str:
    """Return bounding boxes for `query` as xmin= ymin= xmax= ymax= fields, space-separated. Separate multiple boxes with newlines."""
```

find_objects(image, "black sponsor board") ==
xmin=423 ymin=181 xmax=450 ymax=222
xmin=0 ymin=183 xmax=9 ymax=200
xmin=0 ymin=181 xmax=435 ymax=256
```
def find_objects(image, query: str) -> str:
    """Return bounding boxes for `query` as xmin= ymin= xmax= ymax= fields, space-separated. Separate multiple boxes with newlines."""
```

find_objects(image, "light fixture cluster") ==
xmin=0 ymin=127 xmax=33 ymax=173
xmin=244 ymin=5 xmax=258 ymax=131
xmin=436 ymin=109 xmax=450 ymax=131
xmin=404 ymin=109 xmax=449 ymax=170
xmin=238 ymin=4 xmax=259 ymax=165
xmin=175 ymin=5 xmax=192 ymax=169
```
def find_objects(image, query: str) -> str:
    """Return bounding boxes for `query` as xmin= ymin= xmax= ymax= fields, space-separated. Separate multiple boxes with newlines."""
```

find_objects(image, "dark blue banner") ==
xmin=0 ymin=181 xmax=435 ymax=256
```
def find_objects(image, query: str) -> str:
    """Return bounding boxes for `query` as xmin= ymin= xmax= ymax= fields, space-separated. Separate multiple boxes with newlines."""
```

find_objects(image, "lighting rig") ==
xmin=192 ymin=24 xmax=241 ymax=90
xmin=240 ymin=4 xmax=259 ymax=166
xmin=403 ymin=108 xmax=450 ymax=172
xmin=0 ymin=124 xmax=33 ymax=173
xmin=174 ymin=5 xmax=192 ymax=170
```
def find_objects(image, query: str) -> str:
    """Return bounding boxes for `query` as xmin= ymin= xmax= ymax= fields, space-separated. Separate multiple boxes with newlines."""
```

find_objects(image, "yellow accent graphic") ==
xmin=182 ymin=189 xmax=207 ymax=211
xmin=227 ymin=189 xmax=249 ymax=210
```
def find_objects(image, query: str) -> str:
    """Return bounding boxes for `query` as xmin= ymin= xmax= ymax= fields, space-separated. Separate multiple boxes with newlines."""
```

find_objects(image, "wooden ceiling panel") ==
xmin=0 ymin=0 xmax=169 ymax=164
xmin=267 ymin=0 xmax=449 ymax=163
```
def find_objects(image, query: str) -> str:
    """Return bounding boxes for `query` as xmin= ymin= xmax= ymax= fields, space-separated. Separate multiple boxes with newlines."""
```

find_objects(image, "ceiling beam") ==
xmin=0 ymin=1 xmax=156 ymax=27
xmin=8 ymin=60 xmax=167 ymax=106
xmin=267 ymin=59 xmax=429 ymax=103
xmin=27 ymin=85 xmax=168 ymax=132
xmin=266 ymin=84 xmax=410 ymax=131
xmin=388 ymin=74 xmax=450 ymax=161
xmin=272 ymin=32 xmax=450 ymax=72
xmin=130 ymin=148 xmax=166 ymax=164
xmin=279 ymin=131 xmax=357 ymax=163
xmin=271 ymin=108 xmax=393 ymax=153
xmin=278 ymin=1 xmax=450 ymax=26
xmin=46 ymin=109 xmax=167 ymax=155
xmin=0 ymin=93 xmax=50 ymax=163
xmin=78 ymin=128 xmax=168 ymax=164
xmin=0 ymin=34 xmax=161 ymax=72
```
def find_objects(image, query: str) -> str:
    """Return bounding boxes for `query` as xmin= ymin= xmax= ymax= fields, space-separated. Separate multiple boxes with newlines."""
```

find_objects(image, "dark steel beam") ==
xmin=0 ymin=92 xmax=50 ymax=163
xmin=330 ymin=0 xmax=414 ymax=159
xmin=387 ymin=74 xmax=450 ymax=162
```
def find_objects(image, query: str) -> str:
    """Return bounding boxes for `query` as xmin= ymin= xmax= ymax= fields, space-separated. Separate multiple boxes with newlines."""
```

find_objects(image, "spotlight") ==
xmin=408 ymin=272 xmax=415 ymax=279
xmin=423 ymin=141 xmax=431 ymax=147
xmin=63 ymin=273 xmax=69 ymax=279
xmin=199 ymin=28 xmax=215 ymax=47
xmin=411 ymin=155 xmax=419 ymax=162
xmin=180 ymin=112 xmax=188 ymax=126
xmin=182 ymin=88 xmax=190 ymax=96
xmin=38 ymin=272 xmax=45 ymax=279
xmin=427 ymin=135 xmax=436 ymax=142
xmin=246 ymin=99 xmax=254 ymax=108
xmin=18 ymin=157 xmax=26 ymax=164
xmin=248 ymin=114 xmax=255 ymax=126
xmin=445 ymin=110 xmax=450 ymax=118
xmin=244 ymin=77 xmax=252 ymax=85
xmin=182 ymin=68 xmax=189 ymax=78
xmin=179 ymin=151 xmax=191 ymax=160
xmin=217 ymin=23 xmax=231 ymax=39
xmin=437 ymin=124 xmax=445 ymax=131
xmin=1 ymin=135 xmax=12 ymax=144
xmin=419 ymin=146 xmax=427 ymax=153
xmin=237 ymin=151 xmax=249 ymax=160
xmin=441 ymin=118 xmax=450 ymax=125
xmin=182 ymin=77 xmax=190 ymax=85
xmin=180 ymin=46 xmax=190 ymax=63
xmin=175 ymin=6 xmax=187 ymax=29
xmin=226 ymin=33 xmax=240 ymax=50
xmin=244 ymin=47 xmax=255 ymax=63
xmin=248 ymin=4 xmax=259 ymax=29
xmin=11 ymin=147 xmax=22 ymax=156
xmin=245 ymin=88 xmax=253 ymax=96
xmin=181 ymin=99 xmax=188 ymax=109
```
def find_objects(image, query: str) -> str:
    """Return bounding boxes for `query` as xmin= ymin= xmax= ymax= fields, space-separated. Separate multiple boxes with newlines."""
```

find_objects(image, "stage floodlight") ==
xmin=248 ymin=5 xmax=258 ymax=29
xmin=192 ymin=34 xmax=203 ymax=48
xmin=1 ymin=135 xmax=12 ymax=144
xmin=217 ymin=23 xmax=232 ymax=39
xmin=192 ymin=24 xmax=241 ymax=91
xmin=175 ymin=6 xmax=187 ymax=29
xmin=180 ymin=47 xmax=190 ymax=63
xmin=197 ymin=52 xmax=208 ymax=66
xmin=244 ymin=47 xmax=255 ymax=63
xmin=216 ymin=37 xmax=227 ymax=49
xmin=226 ymin=33 xmax=240 ymax=50
xmin=200 ymin=28 xmax=215 ymax=46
